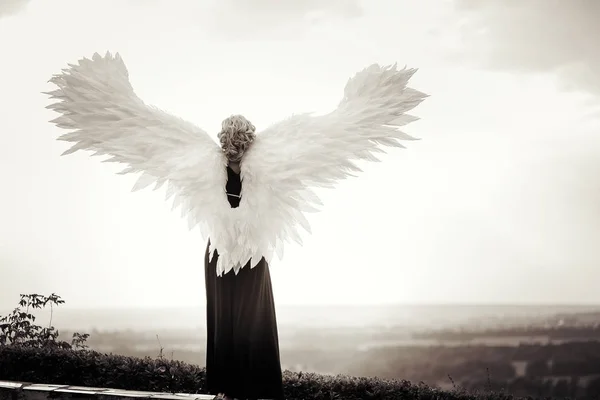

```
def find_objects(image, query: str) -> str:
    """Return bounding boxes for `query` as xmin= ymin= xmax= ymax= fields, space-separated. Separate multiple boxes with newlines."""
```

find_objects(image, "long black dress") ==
xmin=205 ymin=166 xmax=285 ymax=400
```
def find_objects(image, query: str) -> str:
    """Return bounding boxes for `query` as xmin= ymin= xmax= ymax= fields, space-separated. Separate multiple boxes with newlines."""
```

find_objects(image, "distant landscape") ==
xmin=4 ymin=304 xmax=600 ymax=398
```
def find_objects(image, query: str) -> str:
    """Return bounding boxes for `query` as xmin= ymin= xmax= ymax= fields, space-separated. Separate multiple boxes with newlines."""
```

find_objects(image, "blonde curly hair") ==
xmin=217 ymin=114 xmax=256 ymax=163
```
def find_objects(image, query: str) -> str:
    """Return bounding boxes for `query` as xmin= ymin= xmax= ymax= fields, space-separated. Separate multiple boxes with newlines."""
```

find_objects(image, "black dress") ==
xmin=205 ymin=166 xmax=285 ymax=400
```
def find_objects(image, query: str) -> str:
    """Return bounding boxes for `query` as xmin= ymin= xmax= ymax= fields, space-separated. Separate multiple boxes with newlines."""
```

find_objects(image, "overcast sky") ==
xmin=0 ymin=0 xmax=599 ymax=309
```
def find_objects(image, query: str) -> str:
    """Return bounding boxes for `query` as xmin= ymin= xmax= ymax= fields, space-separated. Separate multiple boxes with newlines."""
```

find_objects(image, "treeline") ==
xmin=412 ymin=325 xmax=600 ymax=341
xmin=347 ymin=341 xmax=600 ymax=380
xmin=465 ymin=376 xmax=600 ymax=399
xmin=342 ymin=341 xmax=600 ymax=399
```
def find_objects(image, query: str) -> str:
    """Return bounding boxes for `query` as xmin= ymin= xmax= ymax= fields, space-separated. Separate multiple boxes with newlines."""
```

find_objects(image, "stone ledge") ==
xmin=0 ymin=380 xmax=215 ymax=400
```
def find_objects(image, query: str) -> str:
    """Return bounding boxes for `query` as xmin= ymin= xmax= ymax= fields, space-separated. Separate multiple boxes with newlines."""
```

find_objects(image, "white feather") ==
xmin=47 ymin=54 xmax=427 ymax=277
xmin=46 ymin=52 xmax=233 ymax=271
xmin=239 ymin=64 xmax=428 ymax=270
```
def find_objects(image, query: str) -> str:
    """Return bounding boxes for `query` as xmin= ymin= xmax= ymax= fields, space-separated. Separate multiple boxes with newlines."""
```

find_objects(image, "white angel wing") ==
xmin=238 ymin=63 xmax=428 ymax=267
xmin=46 ymin=52 xmax=233 ymax=252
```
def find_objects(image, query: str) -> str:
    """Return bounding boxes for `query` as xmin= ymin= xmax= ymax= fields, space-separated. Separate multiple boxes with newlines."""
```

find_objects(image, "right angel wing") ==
xmin=237 ymin=64 xmax=427 ymax=267
xmin=46 ymin=52 xmax=232 ymax=243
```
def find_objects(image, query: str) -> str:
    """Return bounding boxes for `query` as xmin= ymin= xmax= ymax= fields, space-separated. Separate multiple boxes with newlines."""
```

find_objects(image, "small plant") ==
xmin=71 ymin=332 xmax=90 ymax=349
xmin=0 ymin=293 xmax=89 ymax=350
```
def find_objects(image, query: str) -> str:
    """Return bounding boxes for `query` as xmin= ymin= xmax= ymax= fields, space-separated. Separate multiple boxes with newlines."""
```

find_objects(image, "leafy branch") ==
xmin=0 ymin=293 xmax=89 ymax=350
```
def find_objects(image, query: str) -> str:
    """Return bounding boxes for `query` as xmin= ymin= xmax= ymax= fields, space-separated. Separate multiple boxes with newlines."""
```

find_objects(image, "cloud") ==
xmin=450 ymin=0 xmax=600 ymax=95
xmin=202 ymin=0 xmax=363 ymax=39
xmin=0 ymin=0 xmax=30 ymax=18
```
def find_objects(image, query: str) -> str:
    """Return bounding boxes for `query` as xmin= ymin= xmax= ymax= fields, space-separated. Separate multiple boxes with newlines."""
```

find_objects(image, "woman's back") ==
xmin=226 ymin=165 xmax=242 ymax=208
xmin=205 ymin=165 xmax=284 ymax=400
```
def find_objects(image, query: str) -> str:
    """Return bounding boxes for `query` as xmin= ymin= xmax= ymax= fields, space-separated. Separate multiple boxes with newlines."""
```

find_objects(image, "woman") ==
xmin=205 ymin=116 xmax=284 ymax=400
xmin=47 ymin=52 xmax=426 ymax=400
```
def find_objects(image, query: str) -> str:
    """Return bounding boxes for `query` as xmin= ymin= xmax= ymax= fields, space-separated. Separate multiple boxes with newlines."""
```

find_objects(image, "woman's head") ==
xmin=217 ymin=114 xmax=256 ymax=163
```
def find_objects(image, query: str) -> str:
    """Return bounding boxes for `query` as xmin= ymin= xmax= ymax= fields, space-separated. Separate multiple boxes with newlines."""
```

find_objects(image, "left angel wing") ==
xmin=46 ymin=52 xmax=232 ymax=248
xmin=237 ymin=63 xmax=428 ymax=266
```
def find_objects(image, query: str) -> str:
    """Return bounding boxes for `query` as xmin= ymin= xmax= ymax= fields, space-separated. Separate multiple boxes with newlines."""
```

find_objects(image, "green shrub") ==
xmin=0 ymin=346 xmax=205 ymax=394
xmin=0 ymin=345 xmax=523 ymax=400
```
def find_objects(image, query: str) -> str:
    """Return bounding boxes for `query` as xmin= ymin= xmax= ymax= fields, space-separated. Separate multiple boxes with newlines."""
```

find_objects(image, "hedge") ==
xmin=0 ymin=345 xmax=537 ymax=400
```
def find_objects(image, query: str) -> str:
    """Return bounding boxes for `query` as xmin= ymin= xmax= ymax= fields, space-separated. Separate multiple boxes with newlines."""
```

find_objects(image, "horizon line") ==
xmin=42 ymin=302 xmax=600 ymax=311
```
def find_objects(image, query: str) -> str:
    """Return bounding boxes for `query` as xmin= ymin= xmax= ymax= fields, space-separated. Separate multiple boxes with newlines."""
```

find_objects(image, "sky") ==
xmin=0 ymin=0 xmax=599 ymax=310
